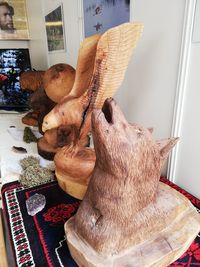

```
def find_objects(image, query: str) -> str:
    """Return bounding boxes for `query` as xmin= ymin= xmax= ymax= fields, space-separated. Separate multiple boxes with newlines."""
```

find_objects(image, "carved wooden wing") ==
xmin=70 ymin=34 xmax=101 ymax=98
xmin=86 ymin=22 xmax=144 ymax=110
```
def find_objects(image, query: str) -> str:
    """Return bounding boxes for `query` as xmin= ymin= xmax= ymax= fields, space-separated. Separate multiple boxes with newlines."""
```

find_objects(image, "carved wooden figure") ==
xmin=35 ymin=64 xmax=76 ymax=159
xmin=20 ymin=70 xmax=46 ymax=127
xmin=65 ymin=98 xmax=200 ymax=267
xmin=42 ymin=23 xmax=144 ymax=195
xmin=42 ymin=23 xmax=143 ymax=134
xmin=36 ymin=34 xmax=101 ymax=160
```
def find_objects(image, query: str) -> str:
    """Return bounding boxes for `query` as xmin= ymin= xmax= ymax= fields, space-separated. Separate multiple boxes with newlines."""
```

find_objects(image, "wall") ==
xmin=26 ymin=0 xmax=48 ymax=70
xmin=166 ymin=0 xmax=200 ymax=198
xmin=115 ymin=0 xmax=186 ymax=174
xmin=116 ymin=0 xmax=185 ymax=140
xmin=0 ymin=40 xmax=28 ymax=49
xmin=43 ymin=0 xmax=82 ymax=68
xmin=171 ymin=42 xmax=200 ymax=198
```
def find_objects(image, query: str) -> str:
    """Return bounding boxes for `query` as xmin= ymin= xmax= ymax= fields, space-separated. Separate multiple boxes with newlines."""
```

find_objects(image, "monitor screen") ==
xmin=0 ymin=48 xmax=32 ymax=112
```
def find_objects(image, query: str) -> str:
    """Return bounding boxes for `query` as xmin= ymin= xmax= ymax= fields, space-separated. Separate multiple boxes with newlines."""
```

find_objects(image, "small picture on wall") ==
xmin=0 ymin=0 xmax=29 ymax=40
xmin=83 ymin=0 xmax=130 ymax=37
xmin=45 ymin=4 xmax=65 ymax=52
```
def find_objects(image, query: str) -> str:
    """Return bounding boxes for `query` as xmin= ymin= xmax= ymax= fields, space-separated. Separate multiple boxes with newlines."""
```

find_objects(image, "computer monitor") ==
xmin=0 ymin=48 xmax=32 ymax=111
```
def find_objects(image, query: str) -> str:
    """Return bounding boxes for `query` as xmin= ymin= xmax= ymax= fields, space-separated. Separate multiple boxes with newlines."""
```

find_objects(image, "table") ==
xmin=0 ymin=113 xmax=54 ymax=211
xmin=1 ymin=177 xmax=200 ymax=267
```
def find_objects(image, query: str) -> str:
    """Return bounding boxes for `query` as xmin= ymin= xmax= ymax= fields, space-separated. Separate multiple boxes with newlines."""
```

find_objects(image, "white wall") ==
xmin=0 ymin=40 xmax=28 ymax=49
xmin=172 ymin=43 xmax=200 ymax=198
xmin=166 ymin=0 xmax=200 ymax=198
xmin=116 ymin=0 xmax=185 ymax=140
xmin=115 ymin=0 xmax=186 ymax=174
xmin=26 ymin=0 xmax=48 ymax=70
xmin=43 ymin=0 xmax=82 ymax=68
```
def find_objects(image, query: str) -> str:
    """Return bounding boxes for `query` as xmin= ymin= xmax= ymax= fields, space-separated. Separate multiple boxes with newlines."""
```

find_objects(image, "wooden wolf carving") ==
xmin=65 ymin=98 xmax=200 ymax=266
xmin=74 ymin=98 xmax=178 ymax=253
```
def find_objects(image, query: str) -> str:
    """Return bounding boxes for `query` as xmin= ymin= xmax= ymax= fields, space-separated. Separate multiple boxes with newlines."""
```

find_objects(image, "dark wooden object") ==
xmin=20 ymin=70 xmax=45 ymax=92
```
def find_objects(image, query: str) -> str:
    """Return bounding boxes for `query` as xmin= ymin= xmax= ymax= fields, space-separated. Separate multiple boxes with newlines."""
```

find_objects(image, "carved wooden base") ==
xmin=65 ymin=183 xmax=200 ymax=267
xmin=56 ymin=170 xmax=88 ymax=200
xmin=55 ymin=146 xmax=95 ymax=200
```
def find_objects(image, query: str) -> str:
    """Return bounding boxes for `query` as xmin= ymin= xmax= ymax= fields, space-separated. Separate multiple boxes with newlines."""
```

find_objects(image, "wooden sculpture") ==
xmin=20 ymin=70 xmax=45 ymax=92
xmin=65 ymin=98 xmax=200 ymax=267
xmin=20 ymin=70 xmax=46 ymax=126
xmin=28 ymin=87 xmax=56 ymax=133
xmin=42 ymin=23 xmax=144 ymax=195
xmin=35 ymin=64 xmax=75 ymax=159
xmin=42 ymin=23 xmax=143 ymax=132
xmin=37 ymin=35 xmax=101 ymax=160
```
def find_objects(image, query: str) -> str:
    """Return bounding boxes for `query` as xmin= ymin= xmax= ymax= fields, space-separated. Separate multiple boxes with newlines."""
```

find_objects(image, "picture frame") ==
xmin=45 ymin=4 xmax=66 ymax=53
xmin=83 ymin=0 xmax=130 ymax=38
xmin=0 ymin=0 xmax=29 ymax=40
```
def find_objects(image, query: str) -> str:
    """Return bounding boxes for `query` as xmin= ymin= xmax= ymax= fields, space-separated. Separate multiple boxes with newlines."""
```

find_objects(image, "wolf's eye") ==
xmin=135 ymin=128 xmax=143 ymax=137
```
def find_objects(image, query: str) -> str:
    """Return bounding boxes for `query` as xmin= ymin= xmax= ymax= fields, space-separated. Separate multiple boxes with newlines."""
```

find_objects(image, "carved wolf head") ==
xmin=91 ymin=98 xmax=178 ymax=202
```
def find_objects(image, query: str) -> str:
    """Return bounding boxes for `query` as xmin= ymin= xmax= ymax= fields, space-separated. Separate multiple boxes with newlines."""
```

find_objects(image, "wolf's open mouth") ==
xmin=102 ymin=99 xmax=113 ymax=124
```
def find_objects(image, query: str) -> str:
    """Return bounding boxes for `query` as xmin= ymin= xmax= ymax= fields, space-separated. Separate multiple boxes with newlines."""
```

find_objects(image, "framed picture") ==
xmin=45 ymin=4 xmax=65 ymax=52
xmin=0 ymin=0 xmax=29 ymax=40
xmin=83 ymin=0 xmax=130 ymax=37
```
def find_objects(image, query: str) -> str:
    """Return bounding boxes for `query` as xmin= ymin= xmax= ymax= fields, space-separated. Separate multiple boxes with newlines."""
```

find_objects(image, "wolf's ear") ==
xmin=148 ymin=127 xmax=153 ymax=134
xmin=156 ymin=137 xmax=179 ymax=161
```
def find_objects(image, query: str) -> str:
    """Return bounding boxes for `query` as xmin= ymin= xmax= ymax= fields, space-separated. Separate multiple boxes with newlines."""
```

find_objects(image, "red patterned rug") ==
xmin=1 ymin=177 xmax=200 ymax=267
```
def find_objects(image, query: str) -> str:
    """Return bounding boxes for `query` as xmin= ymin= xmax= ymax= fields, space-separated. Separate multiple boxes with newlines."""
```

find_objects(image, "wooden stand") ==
xmin=55 ymin=146 xmax=96 ymax=200
xmin=65 ymin=183 xmax=200 ymax=267
xmin=56 ymin=171 xmax=89 ymax=200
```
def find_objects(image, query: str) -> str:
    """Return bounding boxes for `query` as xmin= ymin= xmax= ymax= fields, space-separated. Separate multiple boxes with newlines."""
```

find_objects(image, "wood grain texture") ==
xmin=43 ymin=63 xmax=75 ymax=103
xmin=37 ymin=136 xmax=60 ymax=160
xmin=88 ymin=23 xmax=144 ymax=110
xmin=41 ymin=23 xmax=143 ymax=196
xmin=73 ymin=98 xmax=179 ymax=255
xmin=20 ymin=70 xmax=45 ymax=92
xmin=70 ymin=34 xmax=101 ymax=98
xmin=55 ymin=145 xmax=96 ymax=199
xmin=29 ymin=87 xmax=56 ymax=134
xmin=65 ymin=183 xmax=200 ymax=267
xmin=64 ymin=99 xmax=199 ymax=266
xmin=42 ymin=23 xmax=143 ymax=133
